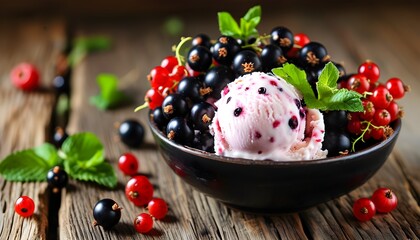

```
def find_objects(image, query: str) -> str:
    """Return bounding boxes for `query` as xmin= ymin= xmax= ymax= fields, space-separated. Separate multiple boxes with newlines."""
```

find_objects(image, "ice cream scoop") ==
xmin=210 ymin=72 xmax=327 ymax=160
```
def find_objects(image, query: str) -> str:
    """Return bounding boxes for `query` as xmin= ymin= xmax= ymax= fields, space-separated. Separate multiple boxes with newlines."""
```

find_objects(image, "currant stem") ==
xmin=134 ymin=102 xmax=149 ymax=112
xmin=175 ymin=37 xmax=192 ymax=66
xmin=351 ymin=120 xmax=386 ymax=152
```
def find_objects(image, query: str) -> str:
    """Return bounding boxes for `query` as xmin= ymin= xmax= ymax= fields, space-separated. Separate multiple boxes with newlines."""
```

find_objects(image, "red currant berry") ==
xmin=370 ymin=85 xmax=393 ymax=109
xmin=370 ymin=127 xmax=385 ymax=140
xmin=134 ymin=213 xmax=154 ymax=234
xmin=347 ymin=119 xmax=363 ymax=135
xmin=125 ymin=175 xmax=154 ymax=207
xmin=10 ymin=63 xmax=40 ymax=91
xmin=286 ymin=33 xmax=310 ymax=58
xmin=147 ymin=198 xmax=168 ymax=220
xmin=386 ymin=77 xmax=409 ymax=100
xmin=149 ymin=66 xmax=171 ymax=90
xmin=15 ymin=196 xmax=35 ymax=217
xmin=346 ymin=74 xmax=370 ymax=94
xmin=359 ymin=100 xmax=376 ymax=121
xmin=386 ymin=101 xmax=402 ymax=122
xmin=118 ymin=153 xmax=139 ymax=176
xmin=145 ymin=88 xmax=164 ymax=110
xmin=373 ymin=109 xmax=391 ymax=126
xmin=371 ymin=187 xmax=398 ymax=213
xmin=353 ymin=198 xmax=376 ymax=221
xmin=170 ymin=65 xmax=189 ymax=80
xmin=358 ymin=60 xmax=380 ymax=84
xmin=161 ymin=56 xmax=178 ymax=72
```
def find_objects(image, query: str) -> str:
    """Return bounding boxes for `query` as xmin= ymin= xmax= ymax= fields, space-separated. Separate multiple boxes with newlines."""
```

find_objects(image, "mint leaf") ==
xmin=68 ymin=36 xmax=112 ymax=67
xmin=325 ymin=89 xmax=363 ymax=111
xmin=218 ymin=12 xmax=241 ymax=38
xmin=0 ymin=143 xmax=58 ymax=181
xmin=90 ymin=73 xmax=130 ymax=110
xmin=272 ymin=62 xmax=363 ymax=112
xmin=65 ymin=161 xmax=117 ymax=189
xmin=60 ymin=132 xmax=104 ymax=163
xmin=243 ymin=5 xmax=261 ymax=21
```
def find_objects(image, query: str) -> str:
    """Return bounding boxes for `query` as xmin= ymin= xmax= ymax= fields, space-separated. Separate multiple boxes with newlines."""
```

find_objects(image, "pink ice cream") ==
xmin=210 ymin=72 xmax=327 ymax=161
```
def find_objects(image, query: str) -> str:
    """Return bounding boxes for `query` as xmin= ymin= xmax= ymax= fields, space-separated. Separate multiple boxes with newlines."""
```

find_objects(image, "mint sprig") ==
xmin=218 ymin=5 xmax=261 ymax=41
xmin=90 ymin=73 xmax=131 ymax=110
xmin=272 ymin=62 xmax=363 ymax=112
xmin=0 ymin=132 xmax=117 ymax=188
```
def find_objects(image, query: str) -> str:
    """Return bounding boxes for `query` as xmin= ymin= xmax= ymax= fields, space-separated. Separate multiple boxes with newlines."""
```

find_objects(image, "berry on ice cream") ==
xmin=210 ymin=72 xmax=327 ymax=160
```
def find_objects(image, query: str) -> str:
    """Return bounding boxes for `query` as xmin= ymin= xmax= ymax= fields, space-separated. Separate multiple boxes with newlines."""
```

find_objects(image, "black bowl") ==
xmin=148 ymin=117 xmax=401 ymax=213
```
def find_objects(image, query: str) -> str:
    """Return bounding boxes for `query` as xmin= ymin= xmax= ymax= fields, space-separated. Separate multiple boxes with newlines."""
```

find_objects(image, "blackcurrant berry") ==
xmin=192 ymin=33 xmax=212 ymax=49
xmin=192 ymin=131 xmax=215 ymax=153
xmin=162 ymin=93 xmax=189 ymax=119
xmin=177 ymin=76 xmax=209 ymax=103
xmin=166 ymin=117 xmax=194 ymax=146
xmin=118 ymin=119 xmax=145 ymax=148
xmin=151 ymin=107 xmax=169 ymax=131
xmin=204 ymin=65 xmax=235 ymax=99
xmin=323 ymin=110 xmax=348 ymax=131
xmin=299 ymin=42 xmax=330 ymax=69
xmin=93 ymin=198 xmax=122 ymax=230
xmin=261 ymin=44 xmax=286 ymax=72
xmin=52 ymin=73 xmax=71 ymax=94
xmin=187 ymin=45 xmax=213 ymax=72
xmin=53 ymin=127 xmax=68 ymax=148
xmin=190 ymin=102 xmax=215 ymax=131
xmin=47 ymin=166 xmax=68 ymax=193
xmin=270 ymin=26 xmax=294 ymax=52
xmin=322 ymin=131 xmax=351 ymax=157
xmin=232 ymin=50 xmax=262 ymax=76
xmin=211 ymin=36 xmax=241 ymax=66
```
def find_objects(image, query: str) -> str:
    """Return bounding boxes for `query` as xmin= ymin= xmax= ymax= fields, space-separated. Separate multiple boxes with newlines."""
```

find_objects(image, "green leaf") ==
xmin=240 ymin=17 xmax=260 ymax=39
xmin=66 ymin=161 xmax=117 ymax=189
xmin=61 ymin=132 xmax=104 ymax=164
xmin=90 ymin=73 xmax=130 ymax=110
xmin=243 ymin=5 xmax=261 ymax=21
xmin=0 ymin=143 xmax=58 ymax=182
xmin=218 ymin=12 xmax=242 ymax=38
xmin=317 ymin=62 xmax=339 ymax=89
xmin=325 ymin=89 xmax=363 ymax=111
xmin=68 ymin=36 xmax=112 ymax=67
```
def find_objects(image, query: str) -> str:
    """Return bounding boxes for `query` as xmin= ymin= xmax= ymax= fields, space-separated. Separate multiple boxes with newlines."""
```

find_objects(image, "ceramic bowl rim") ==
xmin=148 ymin=116 xmax=401 ymax=167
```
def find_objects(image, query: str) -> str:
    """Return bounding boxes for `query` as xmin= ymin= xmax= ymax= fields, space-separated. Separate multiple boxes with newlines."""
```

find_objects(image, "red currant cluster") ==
xmin=342 ymin=60 xmax=409 ymax=150
xmin=92 ymin=153 xmax=169 ymax=233
xmin=353 ymin=187 xmax=398 ymax=221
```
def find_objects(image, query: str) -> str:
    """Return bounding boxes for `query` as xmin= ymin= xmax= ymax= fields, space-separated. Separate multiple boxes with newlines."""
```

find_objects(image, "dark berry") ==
xmin=192 ymin=131 xmax=215 ymax=153
xmin=187 ymin=45 xmax=213 ymax=72
xmin=118 ymin=119 xmax=145 ymax=148
xmin=261 ymin=44 xmax=286 ymax=72
xmin=92 ymin=198 xmax=122 ymax=230
xmin=190 ymin=102 xmax=215 ymax=131
xmin=47 ymin=166 xmax=68 ymax=192
xmin=192 ymin=33 xmax=212 ymax=49
xmin=232 ymin=50 xmax=262 ymax=76
xmin=323 ymin=110 xmax=348 ymax=131
xmin=177 ymin=76 xmax=209 ymax=103
xmin=162 ymin=93 xmax=189 ymax=119
xmin=322 ymin=131 xmax=351 ymax=157
xmin=270 ymin=26 xmax=294 ymax=52
xmin=166 ymin=117 xmax=194 ymax=146
xmin=52 ymin=73 xmax=71 ymax=94
xmin=204 ymin=65 xmax=235 ymax=99
xmin=288 ymin=116 xmax=299 ymax=129
xmin=53 ymin=127 xmax=68 ymax=148
xmin=211 ymin=36 xmax=241 ymax=66
xmin=151 ymin=107 xmax=169 ymax=131
xmin=299 ymin=42 xmax=329 ymax=69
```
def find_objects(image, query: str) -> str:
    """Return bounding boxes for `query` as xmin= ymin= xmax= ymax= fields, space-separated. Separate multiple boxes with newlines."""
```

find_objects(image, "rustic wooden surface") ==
xmin=1 ymin=2 xmax=420 ymax=239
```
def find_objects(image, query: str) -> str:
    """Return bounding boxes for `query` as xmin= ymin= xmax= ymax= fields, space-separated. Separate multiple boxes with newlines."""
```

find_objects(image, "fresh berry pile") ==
xmin=138 ymin=5 xmax=408 ymax=158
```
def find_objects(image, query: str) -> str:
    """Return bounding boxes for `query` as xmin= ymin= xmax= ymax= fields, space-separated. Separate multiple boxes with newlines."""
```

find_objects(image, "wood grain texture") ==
xmin=0 ymin=19 xmax=66 ymax=240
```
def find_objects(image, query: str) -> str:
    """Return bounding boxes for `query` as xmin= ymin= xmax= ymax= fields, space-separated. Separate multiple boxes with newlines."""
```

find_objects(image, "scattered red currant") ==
xmin=15 ymin=196 xmax=35 ymax=217
xmin=125 ymin=175 xmax=154 ymax=206
xmin=10 ymin=62 xmax=40 ymax=91
xmin=147 ymin=198 xmax=168 ymax=220
xmin=371 ymin=188 xmax=398 ymax=213
xmin=118 ymin=153 xmax=139 ymax=176
xmin=358 ymin=60 xmax=380 ymax=84
xmin=134 ymin=213 xmax=154 ymax=234
xmin=353 ymin=198 xmax=376 ymax=221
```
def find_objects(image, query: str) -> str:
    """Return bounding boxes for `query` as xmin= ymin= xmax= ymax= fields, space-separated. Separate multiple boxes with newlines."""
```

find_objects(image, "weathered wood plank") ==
xmin=0 ymin=18 xmax=66 ymax=240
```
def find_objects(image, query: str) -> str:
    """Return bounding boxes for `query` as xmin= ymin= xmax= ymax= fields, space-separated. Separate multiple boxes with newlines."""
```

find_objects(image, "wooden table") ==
xmin=1 ymin=2 xmax=419 ymax=239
